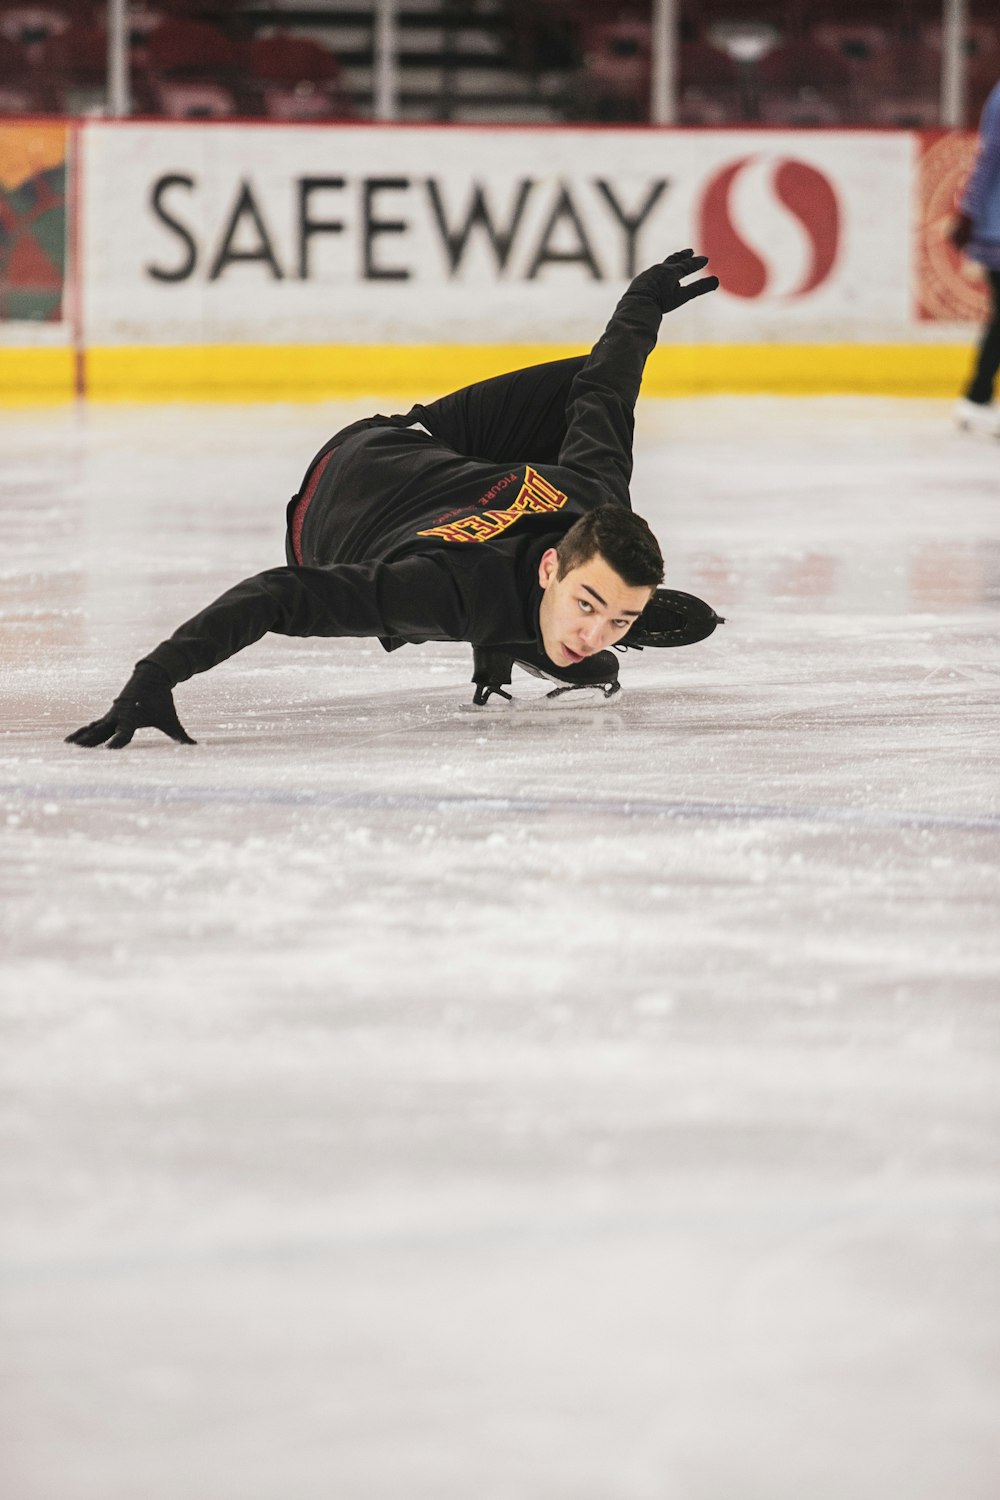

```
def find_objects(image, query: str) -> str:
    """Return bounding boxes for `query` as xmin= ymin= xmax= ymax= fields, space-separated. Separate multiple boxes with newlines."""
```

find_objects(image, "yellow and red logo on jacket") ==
xmin=417 ymin=465 xmax=568 ymax=544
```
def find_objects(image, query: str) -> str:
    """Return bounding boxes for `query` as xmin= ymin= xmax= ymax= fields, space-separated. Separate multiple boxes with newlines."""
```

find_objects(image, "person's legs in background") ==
xmin=955 ymin=269 xmax=1000 ymax=436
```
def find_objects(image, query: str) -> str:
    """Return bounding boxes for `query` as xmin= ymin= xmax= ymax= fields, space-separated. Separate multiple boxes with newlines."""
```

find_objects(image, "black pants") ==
xmin=286 ymin=354 xmax=589 ymax=566
xmin=965 ymin=269 xmax=1000 ymax=405
xmin=399 ymin=353 xmax=588 ymax=463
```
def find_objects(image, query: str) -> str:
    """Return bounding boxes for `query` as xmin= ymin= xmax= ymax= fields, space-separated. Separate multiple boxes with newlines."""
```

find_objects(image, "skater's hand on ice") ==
xmin=66 ymin=663 xmax=196 ymax=749
xmin=628 ymin=250 xmax=718 ymax=314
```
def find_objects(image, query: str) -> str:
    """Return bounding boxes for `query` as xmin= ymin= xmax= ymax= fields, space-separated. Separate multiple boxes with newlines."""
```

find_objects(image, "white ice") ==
xmin=1 ymin=395 xmax=999 ymax=1500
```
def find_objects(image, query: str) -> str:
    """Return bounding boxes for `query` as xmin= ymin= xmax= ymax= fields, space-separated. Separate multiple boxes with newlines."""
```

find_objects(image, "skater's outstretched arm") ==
xmin=557 ymin=250 xmax=718 ymax=508
xmin=66 ymin=555 xmax=469 ymax=748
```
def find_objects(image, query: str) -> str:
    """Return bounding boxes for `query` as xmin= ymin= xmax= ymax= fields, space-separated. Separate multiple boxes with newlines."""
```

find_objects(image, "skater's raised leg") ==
xmin=400 ymin=355 xmax=589 ymax=465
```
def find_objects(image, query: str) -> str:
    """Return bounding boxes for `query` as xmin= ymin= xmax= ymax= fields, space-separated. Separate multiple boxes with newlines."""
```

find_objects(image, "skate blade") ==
xmin=462 ymin=684 xmax=622 ymax=711
xmin=544 ymin=680 xmax=621 ymax=705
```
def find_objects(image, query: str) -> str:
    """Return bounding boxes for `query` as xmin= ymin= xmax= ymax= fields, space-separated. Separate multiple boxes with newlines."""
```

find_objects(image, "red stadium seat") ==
xmin=144 ymin=18 xmax=248 ymax=118
xmin=810 ymin=20 xmax=891 ymax=121
xmin=246 ymin=35 xmax=353 ymax=121
xmin=924 ymin=16 xmax=999 ymax=55
xmin=677 ymin=39 xmax=745 ymax=124
xmin=811 ymin=20 xmax=890 ymax=66
xmin=752 ymin=38 xmax=853 ymax=124
xmin=570 ymin=14 xmax=653 ymax=122
xmin=152 ymin=79 xmax=239 ymax=118
xmin=864 ymin=36 xmax=941 ymax=127
xmin=0 ymin=3 xmax=68 ymax=65
xmin=145 ymin=18 xmax=240 ymax=76
xmin=39 ymin=24 xmax=112 ymax=114
xmin=0 ymin=34 xmax=56 ymax=112
xmin=120 ymin=4 xmax=168 ymax=69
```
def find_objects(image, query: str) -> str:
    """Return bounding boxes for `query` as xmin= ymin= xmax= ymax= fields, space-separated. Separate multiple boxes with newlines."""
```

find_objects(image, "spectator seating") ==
xmin=246 ymin=35 xmax=353 ymax=121
xmin=121 ymin=4 xmax=169 ymax=70
xmin=811 ymin=20 xmax=889 ymax=69
xmin=751 ymin=36 xmax=853 ymax=123
xmin=0 ymin=2 xmax=995 ymax=128
xmin=39 ymin=23 xmax=115 ymax=115
xmin=677 ymin=37 xmax=745 ymax=123
xmin=0 ymin=2 xmax=68 ymax=65
xmin=864 ymin=33 xmax=942 ymax=126
xmin=144 ymin=17 xmax=248 ymax=118
xmin=810 ymin=19 xmax=892 ymax=121
xmin=924 ymin=18 xmax=1000 ymax=120
xmin=569 ymin=13 xmax=652 ymax=121
xmin=0 ymin=34 xmax=55 ymax=112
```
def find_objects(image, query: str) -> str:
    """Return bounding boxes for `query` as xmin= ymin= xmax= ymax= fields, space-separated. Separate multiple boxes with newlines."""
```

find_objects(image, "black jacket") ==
xmin=143 ymin=282 xmax=662 ymax=688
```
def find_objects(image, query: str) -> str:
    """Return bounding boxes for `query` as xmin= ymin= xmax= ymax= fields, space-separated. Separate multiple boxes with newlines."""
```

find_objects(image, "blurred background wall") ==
xmin=0 ymin=0 xmax=995 ymax=398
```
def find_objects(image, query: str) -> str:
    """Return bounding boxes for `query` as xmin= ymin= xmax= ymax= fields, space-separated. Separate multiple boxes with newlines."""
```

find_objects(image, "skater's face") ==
xmin=537 ymin=548 xmax=652 ymax=667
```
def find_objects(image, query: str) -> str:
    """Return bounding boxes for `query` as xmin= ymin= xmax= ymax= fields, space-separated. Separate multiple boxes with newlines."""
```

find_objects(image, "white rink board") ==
xmin=81 ymin=125 xmax=914 ymax=347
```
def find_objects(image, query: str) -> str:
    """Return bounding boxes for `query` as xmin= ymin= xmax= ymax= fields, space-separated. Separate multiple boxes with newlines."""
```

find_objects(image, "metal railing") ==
xmin=93 ymin=0 xmax=973 ymax=128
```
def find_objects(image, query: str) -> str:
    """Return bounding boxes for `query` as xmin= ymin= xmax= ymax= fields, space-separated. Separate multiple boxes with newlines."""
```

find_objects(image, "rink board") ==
xmin=0 ymin=120 xmax=986 ymax=400
xmin=80 ymin=341 xmax=973 ymax=401
xmin=0 ymin=340 xmax=975 ymax=403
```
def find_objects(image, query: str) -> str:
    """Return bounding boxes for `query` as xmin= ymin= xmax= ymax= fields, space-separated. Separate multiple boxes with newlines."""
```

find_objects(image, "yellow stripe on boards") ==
xmin=80 ymin=343 xmax=982 ymax=401
xmin=0 ymin=347 xmax=77 ymax=404
xmin=642 ymin=344 xmax=973 ymax=396
xmin=82 ymin=344 xmax=581 ymax=401
xmin=0 ymin=343 xmax=976 ymax=404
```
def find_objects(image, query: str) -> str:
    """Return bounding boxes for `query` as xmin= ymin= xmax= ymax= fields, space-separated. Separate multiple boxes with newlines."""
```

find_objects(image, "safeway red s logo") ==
xmin=699 ymin=155 xmax=841 ymax=299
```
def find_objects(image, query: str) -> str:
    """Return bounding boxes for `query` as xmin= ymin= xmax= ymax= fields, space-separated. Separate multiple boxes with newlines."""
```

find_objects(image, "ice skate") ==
xmin=621 ymin=588 xmax=724 ymax=650
xmin=471 ymin=645 xmax=620 ymax=705
xmin=953 ymin=398 xmax=1000 ymax=438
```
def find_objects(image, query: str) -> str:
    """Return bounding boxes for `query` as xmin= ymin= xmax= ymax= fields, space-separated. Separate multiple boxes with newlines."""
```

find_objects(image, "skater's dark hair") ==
xmin=556 ymin=505 xmax=664 ymax=589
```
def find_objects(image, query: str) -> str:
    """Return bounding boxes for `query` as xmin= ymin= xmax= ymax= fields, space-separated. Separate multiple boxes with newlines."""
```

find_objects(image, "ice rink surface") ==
xmin=1 ymin=394 xmax=999 ymax=1500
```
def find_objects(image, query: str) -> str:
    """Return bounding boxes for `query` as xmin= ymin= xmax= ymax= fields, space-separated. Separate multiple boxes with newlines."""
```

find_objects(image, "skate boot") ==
xmin=953 ymin=398 xmax=1000 ymax=438
xmin=471 ymin=644 xmax=620 ymax=704
xmin=620 ymin=588 xmax=724 ymax=650
xmin=471 ymin=648 xmax=514 ymax=705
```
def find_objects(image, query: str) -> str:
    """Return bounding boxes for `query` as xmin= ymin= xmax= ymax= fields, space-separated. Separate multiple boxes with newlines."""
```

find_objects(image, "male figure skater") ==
xmin=67 ymin=250 xmax=722 ymax=750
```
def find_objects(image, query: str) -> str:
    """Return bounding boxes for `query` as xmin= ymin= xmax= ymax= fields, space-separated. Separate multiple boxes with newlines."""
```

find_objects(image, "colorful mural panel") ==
xmin=0 ymin=123 xmax=69 ymax=323
xmin=915 ymin=130 xmax=991 ymax=323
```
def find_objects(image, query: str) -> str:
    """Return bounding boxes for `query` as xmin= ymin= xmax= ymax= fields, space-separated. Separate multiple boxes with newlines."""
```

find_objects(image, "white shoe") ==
xmin=953 ymin=398 xmax=1000 ymax=437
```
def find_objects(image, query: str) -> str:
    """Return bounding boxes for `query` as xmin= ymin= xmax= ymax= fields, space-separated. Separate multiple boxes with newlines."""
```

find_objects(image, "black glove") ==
xmin=622 ymin=588 xmax=724 ymax=650
xmin=65 ymin=662 xmax=196 ymax=749
xmin=949 ymin=212 xmax=973 ymax=251
xmin=627 ymin=249 xmax=719 ymax=314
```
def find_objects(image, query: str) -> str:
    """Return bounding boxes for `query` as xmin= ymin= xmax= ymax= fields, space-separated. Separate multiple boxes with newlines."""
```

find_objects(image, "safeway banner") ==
xmin=82 ymin=124 xmax=920 ymax=347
